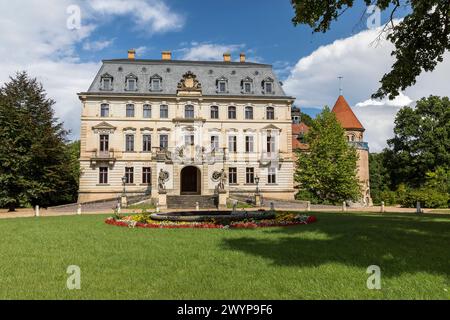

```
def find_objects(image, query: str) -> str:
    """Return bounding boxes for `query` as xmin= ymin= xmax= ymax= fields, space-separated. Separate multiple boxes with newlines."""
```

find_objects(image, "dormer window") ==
xmin=100 ymin=74 xmax=113 ymax=91
xmin=150 ymin=74 xmax=163 ymax=92
xmin=125 ymin=74 xmax=138 ymax=91
xmin=241 ymin=77 xmax=253 ymax=94
xmin=216 ymin=77 xmax=228 ymax=93
xmin=262 ymin=77 xmax=275 ymax=94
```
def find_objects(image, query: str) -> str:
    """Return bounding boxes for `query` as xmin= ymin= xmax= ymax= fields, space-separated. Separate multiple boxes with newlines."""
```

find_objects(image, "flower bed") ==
xmin=105 ymin=213 xmax=317 ymax=229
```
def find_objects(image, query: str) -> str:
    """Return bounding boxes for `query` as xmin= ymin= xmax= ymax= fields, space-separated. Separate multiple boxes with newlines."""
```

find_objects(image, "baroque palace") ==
xmin=78 ymin=50 xmax=296 ymax=206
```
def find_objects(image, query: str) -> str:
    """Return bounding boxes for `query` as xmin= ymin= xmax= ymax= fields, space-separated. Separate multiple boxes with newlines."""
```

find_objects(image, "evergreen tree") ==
xmin=295 ymin=107 xmax=360 ymax=204
xmin=0 ymin=72 xmax=74 ymax=211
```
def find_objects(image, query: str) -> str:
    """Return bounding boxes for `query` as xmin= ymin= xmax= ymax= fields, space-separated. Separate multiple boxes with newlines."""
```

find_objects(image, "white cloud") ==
xmin=0 ymin=0 xmax=184 ymax=139
xmin=88 ymin=0 xmax=184 ymax=33
xmin=179 ymin=42 xmax=246 ymax=61
xmin=135 ymin=46 xmax=150 ymax=57
xmin=83 ymin=39 xmax=115 ymax=52
xmin=356 ymin=92 xmax=413 ymax=108
xmin=284 ymin=25 xmax=450 ymax=152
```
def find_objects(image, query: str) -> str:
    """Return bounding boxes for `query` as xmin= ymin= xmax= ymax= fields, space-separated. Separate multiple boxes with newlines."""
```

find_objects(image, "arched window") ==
xmin=143 ymin=104 xmax=152 ymax=118
xmin=185 ymin=105 xmax=194 ymax=119
xmin=245 ymin=106 xmax=253 ymax=120
xmin=266 ymin=106 xmax=275 ymax=120
xmin=210 ymin=106 xmax=219 ymax=119
xmin=228 ymin=106 xmax=236 ymax=119
xmin=100 ymin=104 xmax=109 ymax=117
xmin=126 ymin=104 xmax=135 ymax=118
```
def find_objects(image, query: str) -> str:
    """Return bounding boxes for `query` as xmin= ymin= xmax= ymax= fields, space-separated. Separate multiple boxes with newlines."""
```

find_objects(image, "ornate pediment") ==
xmin=262 ymin=124 xmax=281 ymax=131
xmin=92 ymin=122 xmax=116 ymax=134
xmin=177 ymin=71 xmax=202 ymax=96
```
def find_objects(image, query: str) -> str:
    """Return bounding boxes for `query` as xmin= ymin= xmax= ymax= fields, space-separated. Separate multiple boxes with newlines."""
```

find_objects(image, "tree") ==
xmin=290 ymin=0 xmax=450 ymax=99
xmin=384 ymin=96 xmax=450 ymax=188
xmin=300 ymin=113 xmax=314 ymax=127
xmin=0 ymin=72 xmax=75 ymax=211
xmin=369 ymin=152 xmax=393 ymax=204
xmin=295 ymin=107 xmax=360 ymax=204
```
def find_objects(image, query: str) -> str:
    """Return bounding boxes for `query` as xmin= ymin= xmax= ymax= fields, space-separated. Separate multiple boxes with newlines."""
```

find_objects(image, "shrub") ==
xmin=400 ymin=187 xmax=449 ymax=208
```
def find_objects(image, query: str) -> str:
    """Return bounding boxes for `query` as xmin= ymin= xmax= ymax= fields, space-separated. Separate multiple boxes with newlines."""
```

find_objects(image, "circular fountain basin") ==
xmin=150 ymin=210 xmax=275 ymax=222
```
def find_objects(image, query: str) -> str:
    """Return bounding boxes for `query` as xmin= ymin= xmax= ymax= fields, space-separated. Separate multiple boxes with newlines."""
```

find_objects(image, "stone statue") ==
xmin=158 ymin=169 xmax=169 ymax=193
xmin=218 ymin=169 xmax=227 ymax=192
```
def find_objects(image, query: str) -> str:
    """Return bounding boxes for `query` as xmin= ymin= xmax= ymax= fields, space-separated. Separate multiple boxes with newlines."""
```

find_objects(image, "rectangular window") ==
xmin=228 ymin=136 xmax=237 ymax=153
xmin=229 ymin=167 xmax=237 ymax=184
xmin=102 ymin=78 xmax=111 ymax=91
xmin=185 ymin=105 xmax=194 ymax=119
xmin=184 ymin=134 xmax=194 ymax=146
xmin=125 ymin=134 xmax=134 ymax=152
xmin=268 ymin=167 xmax=277 ymax=184
xmin=127 ymin=79 xmax=136 ymax=91
xmin=210 ymin=106 xmax=219 ymax=119
xmin=125 ymin=167 xmax=134 ymax=184
xmin=126 ymin=104 xmax=135 ymax=118
xmin=245 ymin=136 xmax=254 ymax=153
xmin=228 ymin=107 xmax=236 ymax=119
xmin=266 ymin=107 xmax=275 ymax=120
xmin=246 ymin=168 xmax=255 ymax=184
xmin=143 ymin=105 xmax=152 ymax=118
xmin=160 ymin=105 xmax=168 ymax=119
xmin=218 ymin=81 xmax=226 ymax=93
xmin=143 ymin=135 xmax=152 ymax=152
xmin=100 ymin=104 xmax=109 ymax=117
xmin=267 ymin=136 xmax=275 ymax=153
xmin=244 ymin=82 xmax=252 ymax=93
xmin=160 ymin=134 xmax=169 ymax=150
xmin=265 ymin=82 xmax=273 ymax=94
xmin=99 ymin=135 xmax=109 ymax=152
xmin=99 ymin=167 xmax=108 ymax=184
xmin=211 ymin=136 xmax=219 ymax=151
xmin=151 ymin=79 xmax=161 ymax=91
xmin=142 ymin=167 xmax=151 ymax=184
xmin=245 ymin=107 xmax=253 ymax=120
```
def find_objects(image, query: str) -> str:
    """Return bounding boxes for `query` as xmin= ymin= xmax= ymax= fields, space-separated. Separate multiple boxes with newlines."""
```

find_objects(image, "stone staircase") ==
xmin=167 ymin=195 xmax=218 ymax=209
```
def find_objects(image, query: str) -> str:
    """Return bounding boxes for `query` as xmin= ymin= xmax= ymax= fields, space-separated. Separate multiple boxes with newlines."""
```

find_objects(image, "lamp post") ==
xmin=255 ymin=176 xmax=260 ymax=195
xmin=121 ymin=175 xmax=127 ymax=207
xmin=254 ymin=176 xmax=261 ymax=207
xmin=121 ymin=175 xmax=127 ymax=196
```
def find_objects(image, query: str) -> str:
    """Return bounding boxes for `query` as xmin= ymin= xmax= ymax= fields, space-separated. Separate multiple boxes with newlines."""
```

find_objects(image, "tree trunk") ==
xmin=8 ymin=203 xmax=16 ymax=212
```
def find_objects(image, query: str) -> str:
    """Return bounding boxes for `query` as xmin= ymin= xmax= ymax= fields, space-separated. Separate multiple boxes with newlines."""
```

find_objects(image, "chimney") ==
xmin=240 ymin=53 xmax=246 ymax=63
xmin=162 ymin=51 xmax=172 ymax=61
xmin=128 ymin=49 xmax=136 ymax=60
xmin=223 ymin=53 xmax=231 ymax=62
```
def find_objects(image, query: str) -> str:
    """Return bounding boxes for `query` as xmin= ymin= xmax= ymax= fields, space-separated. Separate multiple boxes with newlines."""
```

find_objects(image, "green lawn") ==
xmin=0 ymin=212 xmax=449 ymax=300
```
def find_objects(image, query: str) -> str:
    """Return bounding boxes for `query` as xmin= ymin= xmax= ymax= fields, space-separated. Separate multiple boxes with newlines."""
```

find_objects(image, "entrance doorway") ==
xmin=180 ymin=166 xmax=201 ymax=195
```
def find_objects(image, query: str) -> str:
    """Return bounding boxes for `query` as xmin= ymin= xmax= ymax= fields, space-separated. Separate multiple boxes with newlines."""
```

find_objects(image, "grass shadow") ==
xmin=221 ymin=213 xmax=450 ymax=279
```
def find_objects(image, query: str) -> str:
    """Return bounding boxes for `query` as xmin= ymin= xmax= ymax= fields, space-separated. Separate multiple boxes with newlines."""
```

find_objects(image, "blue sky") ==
xmin=0 ymin=0 xmax=447 ymax=151
xmin=78 ymin=1 xmax=406 ymax=77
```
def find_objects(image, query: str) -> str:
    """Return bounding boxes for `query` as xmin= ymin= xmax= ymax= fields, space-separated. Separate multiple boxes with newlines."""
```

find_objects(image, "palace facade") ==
xmin=78 ymin=50 xmax=296 ymax=204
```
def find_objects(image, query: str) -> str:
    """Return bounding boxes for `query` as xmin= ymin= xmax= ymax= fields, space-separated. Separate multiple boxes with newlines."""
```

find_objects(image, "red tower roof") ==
xmin=331 ymin=95 xmax=364 ymax=131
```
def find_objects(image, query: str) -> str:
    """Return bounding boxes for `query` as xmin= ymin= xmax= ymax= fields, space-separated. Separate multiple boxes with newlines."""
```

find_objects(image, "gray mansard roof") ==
xmin=85 ymin=59 xmax=289 ymax=98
